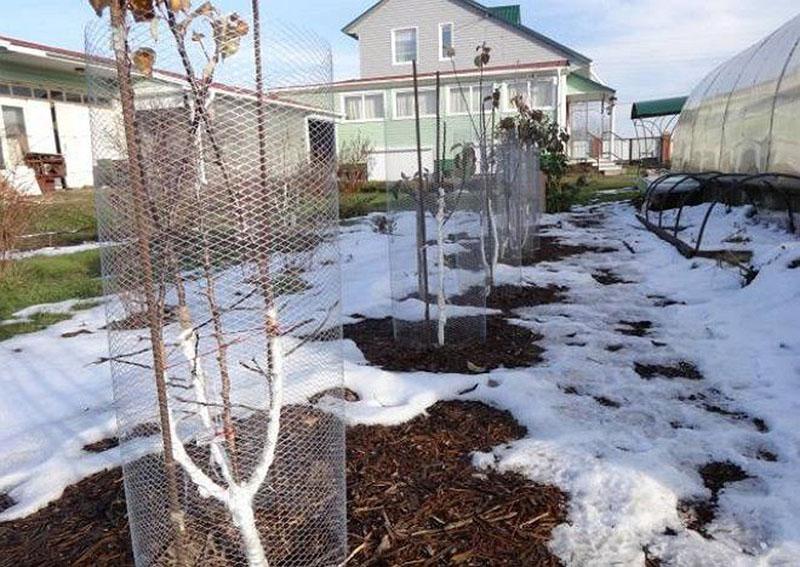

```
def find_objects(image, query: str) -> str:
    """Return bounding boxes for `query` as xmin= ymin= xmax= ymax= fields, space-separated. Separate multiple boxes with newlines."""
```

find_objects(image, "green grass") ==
xmin=340 ymin=192 xmax=388 ymax=219
xmin=0 ymin=312 xmax=75 ymax=341
xmin=22 ymin=188 xmax=98 ymax=249
xmin=0 ymin=250 xmax=103 ymax=321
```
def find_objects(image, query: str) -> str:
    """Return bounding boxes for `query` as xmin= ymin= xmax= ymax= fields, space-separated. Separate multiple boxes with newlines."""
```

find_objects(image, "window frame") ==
xmin=393 ymin=87 xmax=438 ymax=120
xmin=446 ymin=84 xmax=496 ymax=116
xmin=391 ymin=26 xmax=419 ymax=66
xmin=503 ymin=76 xmax=558 ymax=112
xmin=341 ymin=91 xmax=387 ymax=123
xmin=439 ymin=22 xmax=454 ymax=62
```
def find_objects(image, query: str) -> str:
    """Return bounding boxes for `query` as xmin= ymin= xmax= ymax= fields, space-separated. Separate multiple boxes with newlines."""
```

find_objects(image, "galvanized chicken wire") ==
xmin=86 ymin=5 xmax=344 ymax=566
xmin=495 ymin=137 xmax=542 ymax=270
xmin=387 ymin=151 xmax=488 ymax=347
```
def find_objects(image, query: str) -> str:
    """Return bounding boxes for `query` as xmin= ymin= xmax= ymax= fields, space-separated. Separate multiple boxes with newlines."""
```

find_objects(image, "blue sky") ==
xmin=1 ymin=0 xmax=798 ymax=134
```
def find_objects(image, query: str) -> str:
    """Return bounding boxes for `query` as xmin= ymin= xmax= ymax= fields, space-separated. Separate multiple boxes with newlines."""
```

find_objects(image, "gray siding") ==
xmin=349 ymin=0 xmax=568 ymax=79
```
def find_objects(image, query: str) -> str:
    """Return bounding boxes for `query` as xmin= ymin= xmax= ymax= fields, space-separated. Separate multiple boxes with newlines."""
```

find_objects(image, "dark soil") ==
xmin=634 ymin=361 xmax=704 ymax=381
xmin=756 ymin=449 xmax=778 ymax=462
xmin=594 ymin=396 xmax=622 ymax=409
xmin=343 ymin=316 xmax=544 ymax=373
xmin=789 ymin=257 xmax=800 ymax=269
xmin=449 ymin=284 xmax=569 ymax=314
xmin=701 ymin=403 xmax=769 ymax=433
xmin=0 ymin=402 xmax=569 ymax=567
xmin=647 ymin=294 xmax=686 ymax=308
xmin=568 ymin=215 xmax=604 ymax=229
xmin=521 ymin=237 xmax=617 ymax=265
xmin=678 ymin=461 xmax=750 ymax=538
xmin=61 ymin=329 xmax=94 ymax=338
xmin=83 ymin=437 xmax=120 ymax=453
xmin=0 ymin=493 xmax=14 ymax=515
xmin=347 ymin=401 xmax=568 ymax=566
xmin=643 ymin=545 xmax=663 ymax=567
xmin=592 ymin=269 xmax=633 ymax=285
xmin=617 ymin=320 xmax=653 ymax=337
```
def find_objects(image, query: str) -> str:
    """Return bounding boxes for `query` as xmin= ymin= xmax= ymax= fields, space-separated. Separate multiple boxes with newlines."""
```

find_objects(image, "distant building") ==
xmin=278 ymin=0 xmax=618 ymax=180
xmin=0 ymin=34 xmax=336 ymax=195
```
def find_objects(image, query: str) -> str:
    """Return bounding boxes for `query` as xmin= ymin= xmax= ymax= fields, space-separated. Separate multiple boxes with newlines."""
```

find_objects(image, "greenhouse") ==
xmin=672 ymin=13 xmax=800 ymax=175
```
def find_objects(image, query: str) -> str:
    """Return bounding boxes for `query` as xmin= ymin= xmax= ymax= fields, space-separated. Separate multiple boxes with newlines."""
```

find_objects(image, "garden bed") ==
xmin=521 ymin=236 xmax=618 ymax=265
xmin=343 ymin=316 xmax=544 ymax=373
xmin=0 ymin=402 xmax=567 ymax=566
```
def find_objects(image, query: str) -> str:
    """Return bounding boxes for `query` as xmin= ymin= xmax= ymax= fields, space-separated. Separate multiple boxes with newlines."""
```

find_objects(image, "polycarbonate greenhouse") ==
xmin=672 ymin=13 xmax=800 ymax=175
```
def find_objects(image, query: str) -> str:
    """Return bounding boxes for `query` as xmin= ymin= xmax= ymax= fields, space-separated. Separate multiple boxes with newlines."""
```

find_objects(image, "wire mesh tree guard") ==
xmin=86 ymin=2 xmax=344 ymax=565
xmin=386 ymin=62 xmax=542 ymax=348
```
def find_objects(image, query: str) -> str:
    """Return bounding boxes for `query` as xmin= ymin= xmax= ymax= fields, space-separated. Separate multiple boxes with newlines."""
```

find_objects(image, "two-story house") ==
xmin=279 ymin=0 xmax=618 ymax=180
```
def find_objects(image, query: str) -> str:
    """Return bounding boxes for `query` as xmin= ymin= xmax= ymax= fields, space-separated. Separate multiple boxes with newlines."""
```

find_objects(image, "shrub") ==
xmin=0 ymin=177 xmax=34 ymax=277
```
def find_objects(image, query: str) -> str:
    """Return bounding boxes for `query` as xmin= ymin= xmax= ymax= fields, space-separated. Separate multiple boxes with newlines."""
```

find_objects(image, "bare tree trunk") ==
xmin=412 ymin=60 xmax=431 ymax=330
xmin=108 ymin=2 xmax=186 ymax=563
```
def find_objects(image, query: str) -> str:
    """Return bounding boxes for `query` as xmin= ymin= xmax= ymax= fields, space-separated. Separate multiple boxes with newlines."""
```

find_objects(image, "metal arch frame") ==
xmin=673 ymin=172 xmax=733 ymax=240
xmin=640 ymin=171 xmax=800 ymax=261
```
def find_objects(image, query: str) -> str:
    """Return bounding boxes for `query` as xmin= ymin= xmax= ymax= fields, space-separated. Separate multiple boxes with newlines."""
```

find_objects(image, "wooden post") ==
xmin=412 ymin=60 xmax=430 ymax=325
xmin=435 ymin=71 xmax=441 ymax=186
xmin=108 ymin=1 xmax=186 ymax=563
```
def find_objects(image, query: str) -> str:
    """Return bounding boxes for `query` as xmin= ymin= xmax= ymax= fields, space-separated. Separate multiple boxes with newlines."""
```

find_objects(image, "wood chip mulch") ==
xmin=342 ymin=316 xmax=544 ymax=373
xmin=634 ymin=361 xmax=704 ymax=381
xmin=0 ymin=402 xmax=568 ymax=567
xmin=346 ymin=401 xmax=568 ymax=566
xmin=677 ymin=461 xmax=750 ymax=539
xmin=521 ymin=237 xmax=618 ymax=265
xmin=449 ymin=284 xmax=569 ymax=315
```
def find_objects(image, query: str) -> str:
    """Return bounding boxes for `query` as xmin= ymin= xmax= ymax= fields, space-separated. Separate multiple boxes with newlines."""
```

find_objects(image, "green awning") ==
xmin=631 ymin=96 xmax=688 ymax=119
xmin=487 ymin=5 xmax=521 ymax=25
xmin=566 ymin=73 xmax=615 ymax=96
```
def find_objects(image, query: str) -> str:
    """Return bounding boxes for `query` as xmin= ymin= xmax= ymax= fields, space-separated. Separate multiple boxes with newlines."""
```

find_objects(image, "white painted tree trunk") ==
xmin=169 ymin=307 xmax=285 ymax=567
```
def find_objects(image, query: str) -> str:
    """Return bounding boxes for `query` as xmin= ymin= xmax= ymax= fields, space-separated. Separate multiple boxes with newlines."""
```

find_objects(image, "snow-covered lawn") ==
xmin=1 ymin=202 xmax=799 ymax=565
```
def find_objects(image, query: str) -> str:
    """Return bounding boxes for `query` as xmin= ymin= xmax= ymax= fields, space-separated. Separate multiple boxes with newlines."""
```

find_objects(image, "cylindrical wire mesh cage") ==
xmin=387 ymin=164 xmax=489 ymax=347
xmin=384 ymin=83 xmax=544 ymax=348
xmin=495 ymin=137 xmax=542 ymax=268
xmin=86 ymin=6 xmax=344 ymax=566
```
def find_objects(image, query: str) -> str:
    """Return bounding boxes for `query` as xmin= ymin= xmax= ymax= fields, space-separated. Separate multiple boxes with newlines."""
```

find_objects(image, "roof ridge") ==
xmin=341 ymin=0 xmax=592 ymax=65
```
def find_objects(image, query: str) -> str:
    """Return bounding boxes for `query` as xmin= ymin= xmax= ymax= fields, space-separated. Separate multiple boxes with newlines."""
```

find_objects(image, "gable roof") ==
xmin=487 ymin=5 xmax=521 ymax=25
xmin=0 ymin=34 xmax=338 ymax=117
xmin=341 ymin=0 xmax=592 ymax=66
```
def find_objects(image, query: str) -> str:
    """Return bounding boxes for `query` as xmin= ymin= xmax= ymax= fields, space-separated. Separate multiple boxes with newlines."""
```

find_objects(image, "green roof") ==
xmin=487 ymin=5 xmax=521 ymax=25
xmin=631 ymin=96 xmax=688 ymax=119
xmin=566 ymin=73 xmax=615 ymax=96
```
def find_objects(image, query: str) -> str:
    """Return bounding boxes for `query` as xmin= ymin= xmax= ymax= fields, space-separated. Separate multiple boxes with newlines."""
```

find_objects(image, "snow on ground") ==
xmin=1 ymin=202 xmax=799 ymax=566
xmin=9 ymin=241 xmax=112 ymax=260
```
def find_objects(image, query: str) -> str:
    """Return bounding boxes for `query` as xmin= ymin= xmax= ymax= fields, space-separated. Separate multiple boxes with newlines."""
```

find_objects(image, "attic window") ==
xmin=440 ymin=23 xmax=454 ymax=60
xmin=392 ymin=27 xmax=417 ymax=65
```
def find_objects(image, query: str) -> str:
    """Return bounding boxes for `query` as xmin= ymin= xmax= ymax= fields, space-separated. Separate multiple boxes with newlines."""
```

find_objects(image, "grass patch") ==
xmin=0 ymin=250 xmax=103 ymax=321
xmin=0 ymin=312 xmax=74 ymax=342
xmin=340 ymin=191 xmax=388 ymax=219
xmin=21 ymin=189 xmax=97 ymax=249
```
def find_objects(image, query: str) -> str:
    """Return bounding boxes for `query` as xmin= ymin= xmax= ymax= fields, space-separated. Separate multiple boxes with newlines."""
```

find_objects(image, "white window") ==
xmin=392 ymin=27 xmax=418 ymax=65
xmin=531 ymin=78 xmax=557 ymax=108
xmin=506 ymin=81 xmax=529 ymax=107
xmin=448 ymin=84 xmax=496 ymax=115
xmin=439 ymin=23 xmax=454 ymax=60
xmin=505 ymin=78 xmax=557 ymax=110
xmin=394 ymin=89 xmax=437 ymax=119
xmin=343 ymin=92 xmax=385 ymax=122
